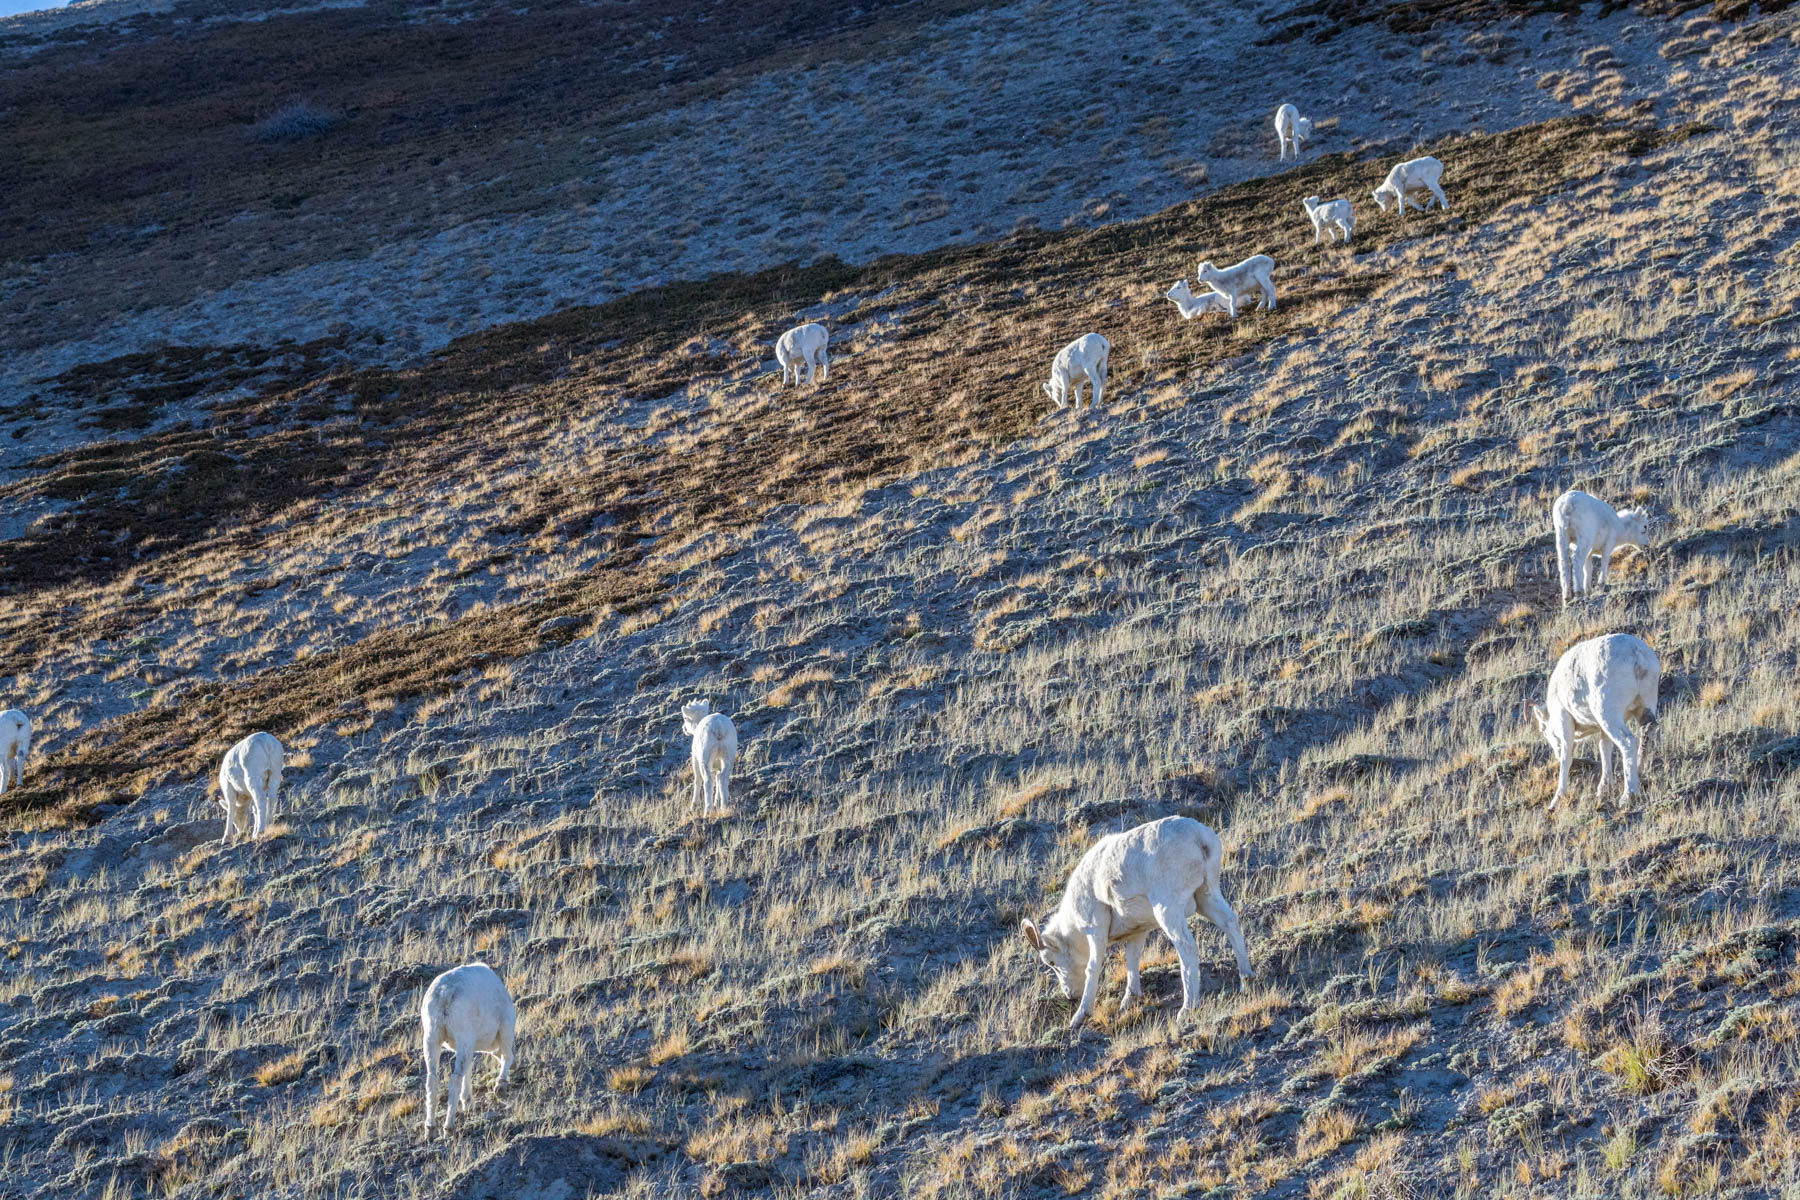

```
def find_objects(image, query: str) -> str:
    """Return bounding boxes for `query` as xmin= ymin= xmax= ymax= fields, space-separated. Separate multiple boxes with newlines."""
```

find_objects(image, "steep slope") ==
xmin=4 ymin=3 xmax=1800 ymax=1200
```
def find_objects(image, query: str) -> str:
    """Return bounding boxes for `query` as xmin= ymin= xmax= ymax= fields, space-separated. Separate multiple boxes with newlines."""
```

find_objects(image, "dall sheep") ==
xmin=1196 ymin=255 xmax=1276 ymax=314
xmin=775 ymin=322 xmax=830 ymax=387
xmin=421 ymin=962 xmax=516 ymax=1135
xmin=1274 ymin=103 xmax=1314 ymax=161
xmin=1165 ymin=279 xmax=1236 ymax=320
xmin=1043 ymin=333 xmax=1111 ymax=413
xmin=217 ymin=731 xmax=284 ymax=845
xmin=1553 ymin=489 xmax=1649 ymax=606
xmin=1371 ymin=156 xmax=1448 ymax=220
xmin=0 ymin=710 xmax=29 ymax=795
xmin=1021 ymin=815 xmax=1253 ymax=1032
xmin=1531 ymin=633 xmax=1660 ymax=811
xmin=1301 ymin=195 xmax=1355 ymax=245
xmin=682 ymin=700 xmax=738 ymax=816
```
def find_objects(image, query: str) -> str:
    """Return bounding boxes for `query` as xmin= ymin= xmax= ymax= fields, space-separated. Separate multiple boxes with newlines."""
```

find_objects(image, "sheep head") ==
xmin=1528 ymin=702 xmax=1561 ymax=751
xmin=1371 ymin=186 xmax=1394 ymax=212
xmin=1617 ymin=509 xmax=1651 ymax=550
xmin=1295 ymin=116 xmax=1314 ymax=142
xmin=681 ymin=699 xmax=712 ymax=735
xmin=1301 ymin=195 xmax=1322 ymax=214
xmin=1021 ymin=918 xmax=1082 ymax=1001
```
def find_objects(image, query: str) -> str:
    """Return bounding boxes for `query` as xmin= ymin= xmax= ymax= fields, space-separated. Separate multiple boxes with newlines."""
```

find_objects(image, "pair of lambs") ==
xmin=1165 ymin=255 xmax=1279 ymax=325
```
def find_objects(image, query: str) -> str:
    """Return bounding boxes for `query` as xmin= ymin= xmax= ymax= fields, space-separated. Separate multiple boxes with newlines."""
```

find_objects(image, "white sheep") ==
xmin=1301 ymin=195 xmax=1355 ymax=245
xmin=1165 ymin=279 xmax=1236 ymax=320
xmin=421 ymin=962 xmax=516 ymax=1135
xmin=217 ymin=731 xmax=284 ymax=844
xmin=1196 ymin=255 xmax=1277 ymax=313
xmin=0 ymin=710 xmax=30 ymax=795
xmin=1042 ymin=333 xmax=1111 ymax=413
xmin=1020 ymin=815 xmax=1253 ymax=1032
xmin=1553 ymin=489 xmax=1649 ymax=606
xmin=1531 ymin=633 xmax=1660 ymax=811
xmin=1274 ymin=103 xmax=1314 ymax=161
xmin=682 ymin=699 xmax=738 ymax=815
xmin=1371 ymin=156 xmax=1448 ymax=220
xmin=775 ymin=322 xmax=830 ymax=386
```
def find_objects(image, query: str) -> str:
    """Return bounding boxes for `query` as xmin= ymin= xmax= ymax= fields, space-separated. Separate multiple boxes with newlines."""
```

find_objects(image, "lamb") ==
xmin=1274 ymin=103 xmax=1314 ymax=161
xmin=1020 ymin=815 xmax=1254 ymax=1032
xmin=1301 ymin=195 xmax=1355 ymax=245
xmin=1370 ymin=156 xmax=1448 ymax=220
xmin=1553 ymin=489 xmax=1650 ymax=606
xmin=0 ymin=710 xmax=29 ymax=795
xmin=775 ymin=322 xmax=830 ymax=386
xmin=1042 ymin=333 xmax=1111 ymax=413
xmin=421 ymin=962 xmax=516 ymax=1135
xmin=1165 ymin=279 xmax=1236 ymax=320
xmin=1196 ymin=254 xmax=1277 ymax=313
xmin=1530 ymin=633 xmax=1661 ymax=811
xmin=217 ymin=731 xmax=284 ymax=845
xmin=682 ymin=699 xmax=738 ymax=816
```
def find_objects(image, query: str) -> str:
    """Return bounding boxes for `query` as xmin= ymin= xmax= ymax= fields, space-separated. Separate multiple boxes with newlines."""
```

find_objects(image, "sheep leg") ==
xmin=717 ymin=762 xmax=732 ymax=813
xmin=1091 ymin=364 xmax=1106 ymax=411
xmin=1261 ymin=277 xmax=1276 ymax=312
xmin=1119 ymin=932 xmax=1149 ymax=1012
xmin=819 ymin=350 xmax=829 ymax=382
xmin=495 ymin=1023 xmax=515 ymax=1094
xmin=1594 ymin=534 xmax=1616 ymax=589
xmin=1547 ymin=712 xmax=1575 ymax=811
xmin=1429 ymin=180 xmax=1448 ymax=211
xmin=1598 ymin=714 xmax=1642 ymax=801
xmin=1594 ymin=736 xmax=1613 ymax=800
xmin=1574 ymin=532 xmax=1597 ymax=596
xmin=1152 ymin=903 xmax=1203 ymax=1013
xmin=1069 ymin=931 xmax=1106 ymax=1030
xmin=691 ymin=755 xmax=706 ymax=813
xmin=422 ymin=1039 xmax=439 ymax=1134
xmin=446 ymin=1046 xmax=472 ymax=1128
xmin=1198 ymin=887 xmax=1255 ymax=990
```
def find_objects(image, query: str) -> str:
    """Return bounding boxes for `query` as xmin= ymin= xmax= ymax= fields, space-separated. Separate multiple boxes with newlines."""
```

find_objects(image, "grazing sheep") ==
xmin=1274 ymin=103 xmax=1314 ymax=161
xmin=217 ymin=731 xmax=284 ymax=845
xmin=421 ymin=962 xmax=516 ymax=1135
xmin=1196 ymin=255 xmax=1277 ymax=313
xmin=1301 ymin=195 xmax=1355 ymax=245
xmin=1020 ymin=815 xmax=1253 ymax=1032
xmin=1553 ymin=490 xmax=1650 ymax=606
xmin=1165 ymin=279 xmax=1236 ymax=320
xmin=1531 ymin=633 xmax=1661 ymax=811
xmin=0 ymin=710 xmax=29 ymax=795
xmin=682 ymin=699 xmax=738 ymax=815
xmin=1371 ymin=156 xmax=1448 ymax=219
xmin=1042 ymin=333 xmax=1111 ymax=413
xmin=775 ymin=322 xmax=830 ymax=386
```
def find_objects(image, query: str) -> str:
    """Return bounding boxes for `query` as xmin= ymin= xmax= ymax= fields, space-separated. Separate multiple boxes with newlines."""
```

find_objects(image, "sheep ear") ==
xmin=1020 ymin=920 xmax=1042 ymax=951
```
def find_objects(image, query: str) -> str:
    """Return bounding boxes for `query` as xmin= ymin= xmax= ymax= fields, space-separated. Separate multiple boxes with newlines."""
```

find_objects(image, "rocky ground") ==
xmin=4 ymin=1 xmax=1800 ymax=1198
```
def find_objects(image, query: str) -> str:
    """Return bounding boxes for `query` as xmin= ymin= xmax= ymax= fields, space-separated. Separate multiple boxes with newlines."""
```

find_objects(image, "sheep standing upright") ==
xmin=1301 ymin=195 xmax=1355 ymax=245
xmin=0 ymin=710 xmax=30 ymax=795
xmin=1553 ymin=490 xmax=1650 ymax=606
xmin=1197 ymin=255 xmax=1277 ymax=313
xmin=1042 ymin=333 xmax=1111 ymax=413
xmin=1165 ymin=279 xmax=1236 ymax=320
xmin=775 ymin=322 xmax=830 ymax=386
xmin=1020 ymin=815 xmax=1253 ymax=1031
xmin=217 ymin=731 xmax=284 ymax=844
xmin=682 ymin=700 xmax=738 ymax=815
xmin=421 ymin=962 xmax=516 ymax=1135
xmin=1371 ymin=156 xmax=1448 ymax=220
xmin=1273 ymin=103 xmax=1313 ymax=161
xmin=1531 ymin=633 xmax=1661 ymax=811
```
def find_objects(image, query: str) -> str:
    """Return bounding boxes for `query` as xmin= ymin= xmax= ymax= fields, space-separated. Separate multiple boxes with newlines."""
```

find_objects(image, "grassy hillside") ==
xmin=4 ymin=2 xmax=1800 ymax=1198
